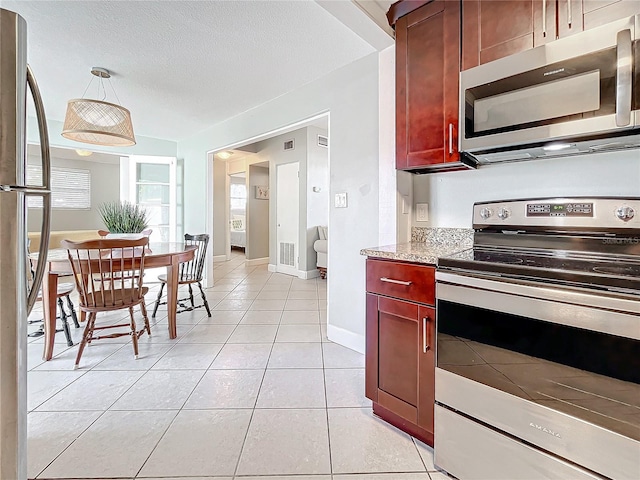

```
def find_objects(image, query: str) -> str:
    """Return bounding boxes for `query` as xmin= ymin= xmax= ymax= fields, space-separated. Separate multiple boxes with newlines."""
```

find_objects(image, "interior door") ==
xmin=276 ymin=162 xmax=299 ymax=276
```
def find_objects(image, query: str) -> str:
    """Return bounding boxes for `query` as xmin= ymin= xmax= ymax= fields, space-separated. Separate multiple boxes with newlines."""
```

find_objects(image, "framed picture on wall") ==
xmin=255 ymin=185 xmax=269 ymax=199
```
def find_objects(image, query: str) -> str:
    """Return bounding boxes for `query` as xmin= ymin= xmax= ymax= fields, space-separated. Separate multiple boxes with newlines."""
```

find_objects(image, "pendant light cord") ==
xmin=79 ymin=72 xmax=120 ymax=104
xmin=80 ymin=74 xmax=95 ymax=99
xmin=107 ymin=77 xmax=122 ymax=105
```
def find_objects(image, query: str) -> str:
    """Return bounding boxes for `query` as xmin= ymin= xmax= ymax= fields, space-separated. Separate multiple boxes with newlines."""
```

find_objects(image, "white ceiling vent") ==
xmin=317 ymin=135 xmax=329 ymax=148
xmin=284 ymin=139 xmax=295 ymax=151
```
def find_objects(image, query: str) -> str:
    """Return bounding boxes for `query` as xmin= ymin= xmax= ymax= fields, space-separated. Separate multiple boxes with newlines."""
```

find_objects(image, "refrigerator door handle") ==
xmin=25 ymin=65 xmax=51 ymax=314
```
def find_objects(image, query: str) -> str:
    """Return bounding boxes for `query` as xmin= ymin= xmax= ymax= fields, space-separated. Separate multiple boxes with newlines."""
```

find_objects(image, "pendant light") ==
xmin=62 ymin=67 xmax=136 ymax=147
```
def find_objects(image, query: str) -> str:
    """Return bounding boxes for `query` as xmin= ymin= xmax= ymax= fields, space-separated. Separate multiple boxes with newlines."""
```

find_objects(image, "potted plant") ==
xmin=98 ymin=201 xmax=149 ymax=239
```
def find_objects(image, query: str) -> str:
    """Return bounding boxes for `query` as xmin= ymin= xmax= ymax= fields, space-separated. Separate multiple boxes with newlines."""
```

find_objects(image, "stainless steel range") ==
xmin=435 ymin=197 xmax=640 ymax=480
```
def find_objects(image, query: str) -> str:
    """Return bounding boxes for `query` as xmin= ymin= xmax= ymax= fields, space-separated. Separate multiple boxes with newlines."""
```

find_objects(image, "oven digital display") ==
xmin=526 ymin=203 xmax=593 ymax=217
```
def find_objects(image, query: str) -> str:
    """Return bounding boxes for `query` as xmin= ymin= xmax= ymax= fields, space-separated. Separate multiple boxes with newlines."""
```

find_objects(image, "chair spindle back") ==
xmin=62 ymin=238 xmax=149 ymax=311
xmin=179 ymin=234 xmax=209 ymax=282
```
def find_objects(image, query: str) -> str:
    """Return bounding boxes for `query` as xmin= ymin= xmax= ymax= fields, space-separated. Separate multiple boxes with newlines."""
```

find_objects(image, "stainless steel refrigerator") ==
xmin=0 ymin=8 xmax=51 ymax=479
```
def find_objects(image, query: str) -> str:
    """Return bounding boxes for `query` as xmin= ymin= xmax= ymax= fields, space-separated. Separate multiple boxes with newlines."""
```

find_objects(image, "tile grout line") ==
xmin=320 ymin=328 xmax=334 ymax=477
xmin=33 ymin=408 xmax=109 ymax=479
xmin=135 ymin=262 xmax=251 ymax=479
xmin=231 ymin=270 xmax=281 ymax=478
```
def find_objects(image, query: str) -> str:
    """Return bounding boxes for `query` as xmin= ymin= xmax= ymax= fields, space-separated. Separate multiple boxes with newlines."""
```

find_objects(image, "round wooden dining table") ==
xmin=31 ymin=242 xmax=197 ymax=361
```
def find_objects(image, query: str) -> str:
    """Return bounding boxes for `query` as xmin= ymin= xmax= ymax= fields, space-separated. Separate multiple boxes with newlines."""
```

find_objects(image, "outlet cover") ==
xmin=335 ymin=192 xmax=348 ymax=208
xmin=416 ymin=203 xmax=429 ymax=222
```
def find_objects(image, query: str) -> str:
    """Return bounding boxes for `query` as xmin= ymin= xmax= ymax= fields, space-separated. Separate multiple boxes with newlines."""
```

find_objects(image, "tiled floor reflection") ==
xmin=27 ymin=251 xmax=445 ymax=479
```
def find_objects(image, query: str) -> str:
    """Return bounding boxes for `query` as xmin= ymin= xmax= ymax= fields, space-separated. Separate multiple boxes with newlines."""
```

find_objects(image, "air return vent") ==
xmin=279 ymin=242 xmax=295 ymax=267
xmin=317 ymin=135 xmax=328 ymax=148
xmin=284 ymin=139 xmax=295 ymax=151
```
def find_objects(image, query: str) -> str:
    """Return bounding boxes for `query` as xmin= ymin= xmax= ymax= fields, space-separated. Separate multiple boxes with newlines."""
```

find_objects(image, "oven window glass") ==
xmin=437 ymin=299 xmax=640 ymax=440
xmin=464 ymin=47 xmax=617 ymax=138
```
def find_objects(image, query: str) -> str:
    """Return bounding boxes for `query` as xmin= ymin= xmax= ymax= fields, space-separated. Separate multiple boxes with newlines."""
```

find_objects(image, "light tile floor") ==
xmin=26 ymin=251 xmax=446 ymax=479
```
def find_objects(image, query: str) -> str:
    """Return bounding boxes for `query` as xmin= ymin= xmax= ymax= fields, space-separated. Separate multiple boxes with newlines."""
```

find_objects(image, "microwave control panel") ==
xmin=526 ymin=202 xmax=593 ymax=217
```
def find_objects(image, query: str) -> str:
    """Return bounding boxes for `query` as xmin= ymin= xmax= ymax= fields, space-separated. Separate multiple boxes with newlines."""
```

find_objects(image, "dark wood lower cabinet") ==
xmin=366 ymin=291 xmax=436 ymax=446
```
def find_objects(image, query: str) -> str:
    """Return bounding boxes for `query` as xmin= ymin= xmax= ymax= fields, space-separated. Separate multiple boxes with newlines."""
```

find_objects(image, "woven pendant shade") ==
xmin=62 ymin=98 xmax=136 ymax=146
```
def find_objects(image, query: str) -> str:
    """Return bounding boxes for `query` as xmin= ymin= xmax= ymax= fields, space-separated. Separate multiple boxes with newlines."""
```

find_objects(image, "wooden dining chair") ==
xmin=26 ymin=240 xmax=79 ymax=347
xmin=152 ymin=233 xmax=211 ymax=318
xmin=61 ymin=237 xmax=151 ymax=369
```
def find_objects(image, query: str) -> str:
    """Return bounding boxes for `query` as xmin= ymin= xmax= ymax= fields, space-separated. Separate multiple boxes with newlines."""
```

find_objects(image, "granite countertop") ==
xmin=360 ymin=228 xmax=473 ymax=265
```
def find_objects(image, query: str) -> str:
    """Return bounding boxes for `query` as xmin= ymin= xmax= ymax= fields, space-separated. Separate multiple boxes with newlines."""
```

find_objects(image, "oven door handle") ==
xmin=436 ymin=271 xmax=640 ymax=340
xmin=615 ymin=28 xmax=632 ymax=127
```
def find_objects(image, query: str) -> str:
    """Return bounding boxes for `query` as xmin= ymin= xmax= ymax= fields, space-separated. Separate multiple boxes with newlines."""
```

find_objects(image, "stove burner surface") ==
xmin=474 ymin=253 xmax=524 ymax=265
xmin=592 ymin=265 xmax=640 ymax=276
xmin=440 ymin=247 xmax=640 ymax=292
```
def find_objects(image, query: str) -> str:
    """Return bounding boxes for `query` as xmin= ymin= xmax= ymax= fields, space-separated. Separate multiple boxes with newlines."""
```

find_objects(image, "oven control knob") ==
xmin=480 ymin=207 xmax=493 ymax=219
xmin=497 ymin=207 xmax=510 ymax=220
xmin=616 ymin=206 xmax=635 ymax=221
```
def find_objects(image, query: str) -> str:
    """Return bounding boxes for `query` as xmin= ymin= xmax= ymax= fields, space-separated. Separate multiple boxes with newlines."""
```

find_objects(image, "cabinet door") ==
xmin=462 ymin=0 xmax=555 ymax=70
xmin=557 ymin=0 xmax=640 ymax=37
xmin=395 ymin=0 xmax=460 ymax=169
xmin=366 ymin=294 xmax=420 ymax=422
xmin=417 ymin=305 xmax=436 ymax=434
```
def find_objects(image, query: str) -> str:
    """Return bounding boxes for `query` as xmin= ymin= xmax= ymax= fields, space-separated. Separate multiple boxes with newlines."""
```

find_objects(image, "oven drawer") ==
xmin=366 ymin=259 xmax=435 ymax=305
xmin=435 ymin=368 xmax=640 ymax=480
xmin=434 ymin=405 xmax=604 ymax=480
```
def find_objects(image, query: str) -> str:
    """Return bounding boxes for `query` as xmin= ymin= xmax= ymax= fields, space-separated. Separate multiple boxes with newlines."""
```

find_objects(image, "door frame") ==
xmin=204 ymin=112 xmax=329 ymax=288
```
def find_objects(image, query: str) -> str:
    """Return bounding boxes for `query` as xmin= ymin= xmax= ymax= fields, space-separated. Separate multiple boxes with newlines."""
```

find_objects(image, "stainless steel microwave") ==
xmin=459 ymin=15 xmax=640 ymax=166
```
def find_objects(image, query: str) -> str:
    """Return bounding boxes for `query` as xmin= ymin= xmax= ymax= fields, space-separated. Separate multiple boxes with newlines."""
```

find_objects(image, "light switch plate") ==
xmin=335 ymin=192 xmax=348 ymax=208
xmin=416 ymin=203 xmax=429 ymax=222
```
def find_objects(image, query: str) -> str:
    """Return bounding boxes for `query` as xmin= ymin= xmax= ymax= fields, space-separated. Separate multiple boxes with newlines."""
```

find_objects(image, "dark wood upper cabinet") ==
xmin=395 ymin=0 xmax=461 ymax=170
xmin=462 ymin=0 xmax=555 ymax=70
xmin=463 ymin=0 xmax=639 ymax=69
xmin=557 ymin=0 xmax=640 ymax=37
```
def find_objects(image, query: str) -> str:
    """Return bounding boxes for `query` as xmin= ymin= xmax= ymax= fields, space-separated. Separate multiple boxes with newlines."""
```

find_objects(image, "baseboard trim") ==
xmin=327 ymin=324 xmax=365 ymax=354
xmin=268 ymin=264 xmax=277 ymax=272
xmin=245 ymin=257 xmax=269 ymax=266
xmin=298 ymin=269 xmax=320 ymax=280
xmin=213 ymin=254 xmax=228 ymax=263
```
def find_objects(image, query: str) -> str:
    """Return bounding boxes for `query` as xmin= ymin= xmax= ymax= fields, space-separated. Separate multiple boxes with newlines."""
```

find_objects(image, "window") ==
xmin=230 ymin=182 xmax=247 ymax=210
xmin=27 ymin=165 xmax=91 ymax=209
xmin=123 ymin=156 xmax=177 ymax=243
xmin=136 ymin=163 xmax=171 ymax=242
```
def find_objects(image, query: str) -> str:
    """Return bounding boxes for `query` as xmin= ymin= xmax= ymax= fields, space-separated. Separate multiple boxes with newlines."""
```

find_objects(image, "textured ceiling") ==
xmin=3 ymin=1 xmax=376 ymax=142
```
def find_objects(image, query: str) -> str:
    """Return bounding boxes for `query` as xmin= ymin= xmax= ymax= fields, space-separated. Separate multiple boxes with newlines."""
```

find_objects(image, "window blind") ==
xmin=27 ymin=165 xmax=91 ymax=209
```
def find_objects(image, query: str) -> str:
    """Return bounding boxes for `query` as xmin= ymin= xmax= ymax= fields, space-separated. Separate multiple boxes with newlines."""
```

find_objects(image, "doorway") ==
xmin=275 ymin=162 xmax=299 ymax=276
xmin=229 ymin=172 xmax=247 ymax=258
xmin=246 ymin=162 xmax=270 ymax=264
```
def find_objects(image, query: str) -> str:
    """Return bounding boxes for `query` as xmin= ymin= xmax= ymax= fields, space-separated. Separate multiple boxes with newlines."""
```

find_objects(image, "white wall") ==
xmin=378 ymin=45 xmax=398 ymax=246
xmin=179 ymin=52 xmax=382 ymax=352
xmin=212 ymin=158 xmax=228 ymax=257
xmin=306 ymin=126 xmax=329 ymax=271
xmin=247 ymin=165 xmax=270 ymax=260
xmin=412 ymin=150 xmax=640 ymax=227
xmin=27 ymin=154 xmax=119 ymax=232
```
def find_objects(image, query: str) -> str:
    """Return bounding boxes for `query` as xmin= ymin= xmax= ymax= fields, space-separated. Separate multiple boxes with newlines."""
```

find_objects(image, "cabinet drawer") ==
xmin=366 ymin=259 xmax=435 ymax=305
